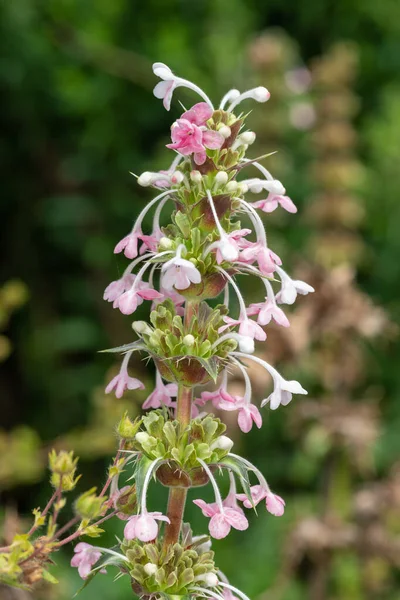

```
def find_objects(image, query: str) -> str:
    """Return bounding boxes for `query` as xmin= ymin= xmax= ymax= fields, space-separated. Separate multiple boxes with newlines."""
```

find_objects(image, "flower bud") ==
xmin=132 ymin=321 xmax=153 ymax=335
xmin=158 ymin=236 xmax=174 ymax=250
xmin=210 ymin=435 xmax=234 ymax=452
xmin=238 ymin=183 xmax=248 ymax=195
xmin=75 ymin=488 xmax=106 ymax=520
xmin=137 ymin=171 xmax=153 ymax=186
xmin=183 ymin=334 xmax=195 ymax=347
xmin=49 ymin=450 xmax=77 ymax=475
xmin=135 ymin=432 xmax=151 ymax=445
xmin=198 ymin=573 xmax=219 ymax=587
xmin=144 ymin=562 xmax=158 ymax=576
xmin=226 ymin=181 xmax=238 ymax=193
xmin=217 ymin=124 xmax=231 ymax=139
xmin=238 ymin=335 xmax=255 ymax=354
xmin=117 ymin=412 xmax=141 ymax=440
xmin=190 ymin=170 xmax=203 ymax=183
xmin=171 ymin=171 xmax=184 ymax=185
xmin=239 ymin=131 xmax=256 ymax=145
xmin=252 ymin=86 xmax=270 ymax=102
xmin=215 ymin=171 xmax=228 ymax=186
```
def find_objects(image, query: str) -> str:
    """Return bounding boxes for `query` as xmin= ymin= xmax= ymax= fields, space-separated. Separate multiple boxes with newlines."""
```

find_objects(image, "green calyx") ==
xmin=122 ymin=539 xmax=216 ymax=596
xmin=133 ymin=300 xmax=236 ymax=385
xmin=133 ymin=412 xmax=231 ymax=485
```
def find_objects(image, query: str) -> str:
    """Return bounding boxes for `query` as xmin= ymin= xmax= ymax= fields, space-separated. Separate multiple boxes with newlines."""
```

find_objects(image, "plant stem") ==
xmin=162 ymin=300 xmax=197 ymax=548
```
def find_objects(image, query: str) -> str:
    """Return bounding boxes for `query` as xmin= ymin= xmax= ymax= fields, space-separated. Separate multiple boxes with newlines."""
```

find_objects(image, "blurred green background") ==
xmin=1 ymin=1 xmax=400 ymax=599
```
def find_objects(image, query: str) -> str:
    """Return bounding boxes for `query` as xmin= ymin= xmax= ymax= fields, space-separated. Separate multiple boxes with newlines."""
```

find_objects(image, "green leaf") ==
xmin=73 ymin=556 xmax=123 ymax=596
xmin=99 ymin=341 xmax=147 ymax=354
xmin=196 ymin=356 xmax=219 ymax=382
xmin=42 ymin=569 xmax=58 ymax=584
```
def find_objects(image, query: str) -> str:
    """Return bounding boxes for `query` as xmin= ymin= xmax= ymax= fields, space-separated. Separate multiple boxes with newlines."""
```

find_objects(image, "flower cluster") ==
xmin=0 ymin=62 xmax=313 ymax=600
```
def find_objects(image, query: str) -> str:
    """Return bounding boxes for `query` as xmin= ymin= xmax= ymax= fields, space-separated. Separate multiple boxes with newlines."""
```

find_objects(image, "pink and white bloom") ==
xmin=116 ymin=284 xmax=163 ymax=315
xmin=198 ymin=371 xmax=235 ymax=408
xmin=161 ymin=246 xmax=201 ymax=290
xmin=261 ymin=375 xmax=307 ymax=410
xmin=142 ymin=371 xmax=178 ymax=409
xmin=103 ymin=274 xmax=135 ymax=304
xmin=218 ymin=395 xmax=262 ymax=433
xmin=124 ymin=511 xmax=170 ymax=543
xmin=167 ymin=103 xmax=224 ymax=165
xmin=251 ymin=193 xmax=297 ymax=214
xmin=275 ymin=267 xmax=315 ymax=305
xmin=114 ymin=229 xmax=142 ymax=260
xmin=193 ymin=461 xmax=248 ymax=540
xmin=215 ymin=229 xmax=251 ymax=264
xmin=152 ymin=63 xmax=213 ymax=112
xmin=219 ymin=315 xmax=267 ymax=342
xmin=239 ymin=241 xmax=282 ymax=276
xmin=247 ymin=298 xmax=290 ymax=327
xmin=236 ymin=485 xmax=285 ymax=516
xmin=71 ymin=543 xmax=103 ymax=579
xmin=105 ymin=351 xmax=145 ymax=399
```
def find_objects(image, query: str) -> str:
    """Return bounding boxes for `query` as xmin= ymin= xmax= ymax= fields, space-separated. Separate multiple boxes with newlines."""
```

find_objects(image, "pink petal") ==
xmin=124 ymin=516 xmax=138 ymax=540
xmin=193 ymin=499 xmax=217 ymax=517
xmin=202 ymin=130 xmax=224 ymax=150
xmin=279 ymin=196 xmax=297 ymax=213
xmin=266 ymin=493 xmax=285 ymax=516
xmin=209 ymin=514 xmax=231 ymax=539
xmin=223 ymin=508 xmax=249 ymax=531
xmin=249 ymin=404 xmax=263 ymax=429
xmin=194 ymin=150 xmax=207 ymax=165
xmin=182 ymin=102 xmax=213 ymax=125
xmin=238 ymin=407 xmax=253 ymax=433
xmin=137 ymin=288 xmax=164 ymax=300
xmin=105 ymin=375 xmax=118 ymax=395
xmin=134 ymin=514 xmax=159 ymax=542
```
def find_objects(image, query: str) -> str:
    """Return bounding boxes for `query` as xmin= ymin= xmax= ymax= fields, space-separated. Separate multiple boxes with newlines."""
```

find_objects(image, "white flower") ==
xmin=276 ymin=268 xmax=315 ymax=305
xmin=261 ymin=377 xmax=307 ymax=410
xmin=161 ymin=249 xmax=201 ymax=290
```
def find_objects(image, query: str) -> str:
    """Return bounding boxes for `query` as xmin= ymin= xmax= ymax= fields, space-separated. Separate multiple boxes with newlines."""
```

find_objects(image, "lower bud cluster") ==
xmin=122 ymin=538 xmax=216 ymax=597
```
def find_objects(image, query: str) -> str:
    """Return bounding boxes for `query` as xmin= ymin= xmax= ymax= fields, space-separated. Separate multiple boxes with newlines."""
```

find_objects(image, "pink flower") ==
xmin=239 ymin=242 xmax=282 ymax=276
xmin=193 ymin=499 xmax=248 ymax=540
xmin=103 ymin=274 xmax=135 ymax=304
xmin=138 ymin=228 xmax=162 ymax=254
xmin=199 ymin=385 xmax=236 ymax=408
xmin=143 ymin=371 xmax=178 ymax=409
xmin=71 ymin=543 xmax=103 ymax=579
xmin=261 ymin=375 xmax=307 ymax=410
xmin=247 ymin=298 xmax=290 ymax=327
xmin=218 ymin=396 xmax=262 ymax=433
xmin=114 ymin=229 xmax=142 ymax=260
xmin=124 ymin=511 xmax=170 ymax=542
xmin=219 ymin=315 xmax=266 ymax=342
xmin=251 ymin=193 xmax=297 ymax=214
xmin=105 ymin=355 xmax=145 ymax=399
xmin=161 ymin=254 xmax=201 ymax=290
xmin=166 ymin=103 xmax=224 ymax=165
xmin=236 ymin=485 xmax=285 ymax=517
xmin=115 ymin=284 xmax=163 ymax=315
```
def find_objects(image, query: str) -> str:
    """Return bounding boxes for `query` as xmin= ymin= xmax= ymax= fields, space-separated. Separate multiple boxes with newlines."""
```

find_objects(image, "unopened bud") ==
xmin=239 ymin=131 xmax=256 ymax=145
xmin=190 ymin=170 xmax=202 ymax=183
xmin=215 ymin=171 xmax=228 ymax=186
xmin=198 ymin=573 xmax=219 ymax=587
xmin=158 ymin=237 xmax=174 ymax=250
xmin=252 ymin=86 xmax=270 ymax=102
xmin=144 ymin=563 xmax=158 ymax=576
xmin=75 ymin=488 xmax=105 ymax=520
xmin=49 ymin=450 xmax=77 ymax=475
xmin=238 ymin=335 xmax=255 ymax=354
xmin=226 ymin=181 xmax=238 ymax=193
xmin=217 ymin=124 xmax=231 ymax=139
xmin=171 ymin=171 xmax=184 ymax=185
xmin=183 ymin=334 xmax=195 ymax=347
xmin=137 ymin=171 xmax=153 ymax=186
xmin=135 ymin=432 xmax=151 ymax=445
xmin=117 ymin=412 xmax=141 ymax=440
xmin=132 ymin=321 xmax=153 ymax=335
xmin=211 ymin=435 xmax=234 ymax=452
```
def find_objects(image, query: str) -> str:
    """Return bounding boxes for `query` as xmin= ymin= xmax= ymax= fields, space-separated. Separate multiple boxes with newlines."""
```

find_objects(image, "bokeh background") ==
xmin=1 ymin=1 xmax=400 ymax=599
